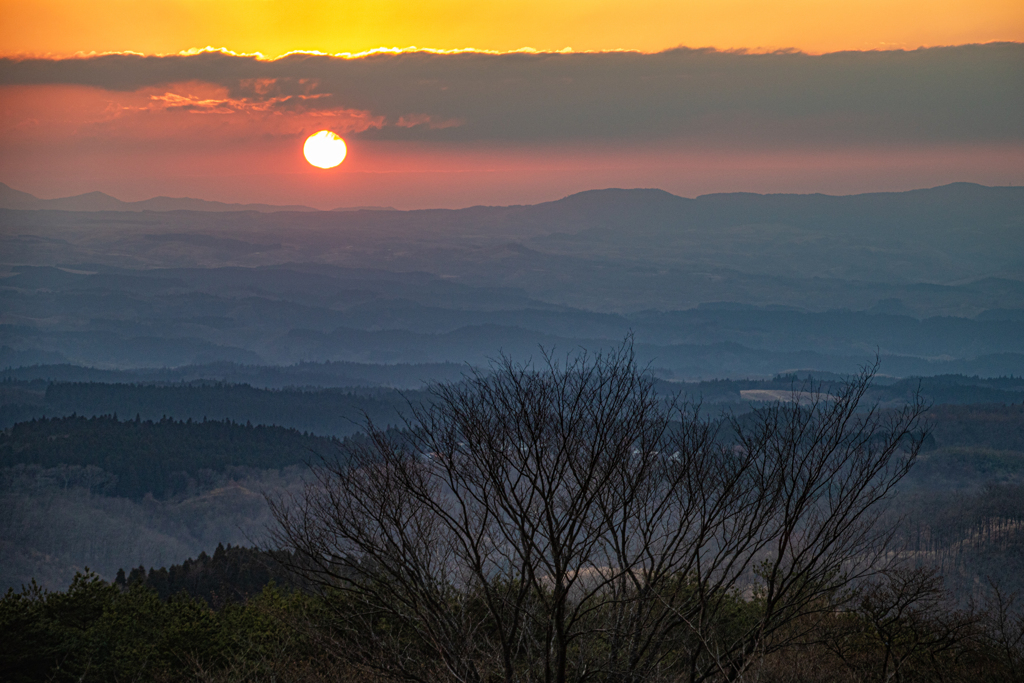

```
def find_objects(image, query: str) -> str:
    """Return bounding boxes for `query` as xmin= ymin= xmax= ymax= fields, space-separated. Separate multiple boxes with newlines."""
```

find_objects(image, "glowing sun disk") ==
xmin=304 ymin=130 xmax=347 ymax=168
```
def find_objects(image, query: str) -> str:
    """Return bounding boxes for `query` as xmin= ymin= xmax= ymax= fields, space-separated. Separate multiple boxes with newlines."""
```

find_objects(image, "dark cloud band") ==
xmin=1 ymin=44 xmax=1020 ymax=146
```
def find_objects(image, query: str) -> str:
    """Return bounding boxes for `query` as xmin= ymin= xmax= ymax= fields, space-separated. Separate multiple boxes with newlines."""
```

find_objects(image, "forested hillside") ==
xmin=898 ymin=483 xmax=1024 ymax=594
xmin=2 ymin=371 xmax=1021 ymax=433
xmin=0 ymin=380 xmax=418 ymax=435
xmin=0 ymin=415 xmax=338 ymax=498
xmin=0 ymin=358 xmax=468 ymax=389
xmin=118 ymin=543 xmax=302 ymax=606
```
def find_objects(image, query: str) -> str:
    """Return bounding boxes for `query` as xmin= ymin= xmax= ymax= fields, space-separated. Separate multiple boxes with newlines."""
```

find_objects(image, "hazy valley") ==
xmin=2 ymin=182 xmax=1022 ymax=378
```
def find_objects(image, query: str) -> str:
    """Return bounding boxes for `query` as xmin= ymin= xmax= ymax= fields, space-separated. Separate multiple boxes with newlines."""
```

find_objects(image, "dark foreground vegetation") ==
xmin=3 ymin=563 xmax=1023 ymax=683
xmin=3 ymin=344 xmax=1023 ymax=682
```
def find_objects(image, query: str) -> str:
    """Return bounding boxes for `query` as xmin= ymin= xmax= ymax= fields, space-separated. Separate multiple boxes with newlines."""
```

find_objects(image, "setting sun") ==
xmin=303 ymin=131 xmax=347 ymax=169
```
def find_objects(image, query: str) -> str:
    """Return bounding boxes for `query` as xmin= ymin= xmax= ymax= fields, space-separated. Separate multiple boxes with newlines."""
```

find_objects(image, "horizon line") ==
xmin=2 ymin=180 xmax=1020 ymax=214
xmin=3 ymin=41 xmax=1022 ymax=62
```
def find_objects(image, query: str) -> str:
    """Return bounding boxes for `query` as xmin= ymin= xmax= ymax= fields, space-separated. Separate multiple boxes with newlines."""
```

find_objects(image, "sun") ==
xmin=303 ymin=130 xmax=347 ymax=169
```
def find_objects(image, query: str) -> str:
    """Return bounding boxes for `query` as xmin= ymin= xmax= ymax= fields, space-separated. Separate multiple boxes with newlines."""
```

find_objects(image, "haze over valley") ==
xmin=3 ymin=182 xmax=1021 ymax=379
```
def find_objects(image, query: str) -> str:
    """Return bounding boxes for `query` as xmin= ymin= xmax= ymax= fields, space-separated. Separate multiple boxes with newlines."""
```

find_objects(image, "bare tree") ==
xmin=822 ymin=566 xmax=980 ymax=682
xmin=269 ymin=342 xmax=926 ymax=683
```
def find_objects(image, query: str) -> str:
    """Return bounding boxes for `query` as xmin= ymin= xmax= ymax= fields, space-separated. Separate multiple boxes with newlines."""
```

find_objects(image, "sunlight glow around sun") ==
xmin=303 ymin=131 xmax=347 ymax=169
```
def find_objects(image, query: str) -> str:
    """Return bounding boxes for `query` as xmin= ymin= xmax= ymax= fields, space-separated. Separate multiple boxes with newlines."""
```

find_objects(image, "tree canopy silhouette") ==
xmin=270 ymin=341 xmax=927 ymax=683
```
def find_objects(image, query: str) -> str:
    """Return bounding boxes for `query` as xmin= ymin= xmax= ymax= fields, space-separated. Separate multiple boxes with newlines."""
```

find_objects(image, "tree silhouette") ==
xmin=270 ymin=341 xmax=926 ymax=683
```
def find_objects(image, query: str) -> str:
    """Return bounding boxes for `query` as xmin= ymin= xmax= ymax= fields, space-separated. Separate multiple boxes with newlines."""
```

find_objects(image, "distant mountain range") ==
xmin=0 ymin=183 xmax=394 ymax=213
xmin=2 ymin=181 xmax=1021 ymax=378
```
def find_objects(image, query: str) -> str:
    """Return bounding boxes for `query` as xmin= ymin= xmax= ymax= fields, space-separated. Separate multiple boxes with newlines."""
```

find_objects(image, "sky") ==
xmin=0 ymin=1 xmax=1021 ymax=209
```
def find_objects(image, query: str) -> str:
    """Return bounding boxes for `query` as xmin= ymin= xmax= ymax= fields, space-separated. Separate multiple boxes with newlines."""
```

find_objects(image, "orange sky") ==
xmin=3 ymin=79 xmax=1018 ymax=208
xmin=0 ymin=1 xmax=1021 ymax=207
xmin=1 ymin=0 xmax=1021 ymax=57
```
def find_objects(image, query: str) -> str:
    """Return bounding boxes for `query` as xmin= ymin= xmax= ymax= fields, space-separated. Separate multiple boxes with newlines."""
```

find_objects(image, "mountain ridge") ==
xmin=0 ymin=183 xmax=320 ymax=213
xmin=2 ymin=181 xmax=1021 ymax=214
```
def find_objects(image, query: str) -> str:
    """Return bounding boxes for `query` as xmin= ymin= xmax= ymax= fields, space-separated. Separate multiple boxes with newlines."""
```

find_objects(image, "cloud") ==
xmin=0 ymin=81 xmax=384 ymax=148
xmin=139 ymin=81 xmax=379 ymax=127
xmin=147 ymin=90 xmax=280 ymax=114
xmin=0 ymin=44 xmax=1020 ymax=148
xmin=395 ymin=113 xmax=464 ymax=129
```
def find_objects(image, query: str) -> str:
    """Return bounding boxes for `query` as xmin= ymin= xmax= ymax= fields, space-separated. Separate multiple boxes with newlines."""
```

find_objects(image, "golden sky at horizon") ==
xmin=1 ymin=0 xmax=1022 ymax=58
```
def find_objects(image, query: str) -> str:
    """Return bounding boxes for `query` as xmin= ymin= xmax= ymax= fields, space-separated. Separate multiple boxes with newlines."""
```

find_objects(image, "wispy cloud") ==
xmin=395 ymin=113 xmax=464 ymax=129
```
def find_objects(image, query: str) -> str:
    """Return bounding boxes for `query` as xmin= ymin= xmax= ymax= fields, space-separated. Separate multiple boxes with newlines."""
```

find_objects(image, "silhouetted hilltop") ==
xmin=0 ymin=182 xmax=319 ymax=212
xmin=518 ymin=182 xmax=1023 ymax=243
